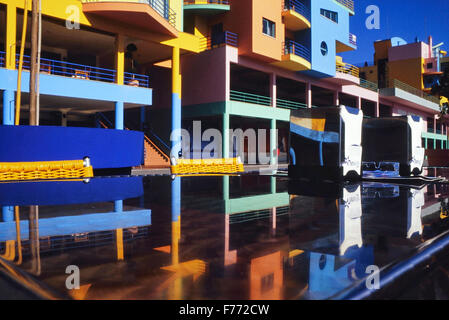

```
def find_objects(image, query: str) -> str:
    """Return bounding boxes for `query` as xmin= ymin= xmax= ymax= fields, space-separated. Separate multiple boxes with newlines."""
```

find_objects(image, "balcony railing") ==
xmin=387 ymin=79 xmax=440 ymax=104
xmin=336 ymin=62 xmax=360 ymax=77
xmin=230 ymin=90 xmax=272 ymax=106
xmin=283 ymin=40 xmax=311 ymax=62
xmin=184 ymin=0 xmax=229 ymax=4
xmin=0 ymin=51 xmax=5 ymax=68
xmin=276 ymin=98 xmax=307 ymax=110
xmin=15 ymin=54 xmax=150 ymax=88
xmin=349 ymin=33 xmax=357 ymax=46
xmin=200 ymin=31 xmax=238 ymax=51
xmin=335 ymin=0 xmax=354 ymax=12
xmin=359 ymin=79 xmax=378 ymax=92
xmin=81 ymin=0 xmax=176 ymax=27
xmin=284 ymin=0 xmax=310 ymax=21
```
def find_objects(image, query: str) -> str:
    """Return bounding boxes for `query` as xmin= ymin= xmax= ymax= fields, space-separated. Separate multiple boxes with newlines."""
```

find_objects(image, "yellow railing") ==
xmin=335 ymin=0 xmax=354 ymax=12
xmin=336 ymin=62 xmax=360 ymax=77
xmin=0 ymin=159 xmax=93 ymax=181
xmin=171 ymin=158 xmax=244 ymax=175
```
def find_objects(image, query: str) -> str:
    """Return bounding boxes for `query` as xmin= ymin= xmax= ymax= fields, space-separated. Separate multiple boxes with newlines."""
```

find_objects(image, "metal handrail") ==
xmin=388 ymin=79 xmax=440 ymax=104
xmin=184 ymin=0 xmax=229 ymax=4
xmin=15 ymin=54 xmax=149 ymax=88
xmin=336 ymin=61 xmax=360 ymax=77
xmin=200 ymin=31 xmax=238 ymax=51
xmin=284 ymin=0 xmax=310 ymax=21
xmin=0 ymin=51 xmax=5 ymax=68
xmin=283 ymin=39 xmax=311 ymax=62
xmin=81 ymin=0 xmax=176 ymax=27
xmin=335 ymin=0 xmax=354 ymax=12
xmin=230 ymin=90 xmax=272 ymax=106
xmin=349 ymin=33 xmax=357 ymax=46
xmin=276 ymin=98 xmax=308 ymax=110
xmin=359 ymin=79 xmax=378 ymax=92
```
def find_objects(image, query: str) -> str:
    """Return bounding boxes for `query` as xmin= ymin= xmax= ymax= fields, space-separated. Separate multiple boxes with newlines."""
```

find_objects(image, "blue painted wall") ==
xmin=0 ymin=177 xmax=143 ymax=206
xmin=300 ymin=0 xmax=355 ymax=78
xmin=0 ymin=125 xmax=144 ymax=169
xmin=0 ymin=69 xmax=152 ymax=106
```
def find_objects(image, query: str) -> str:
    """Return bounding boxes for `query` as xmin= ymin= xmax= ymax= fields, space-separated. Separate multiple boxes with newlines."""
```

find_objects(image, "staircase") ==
xmin=96 ymin=113 xmax=170 ymax=168
xmin=143 ymin=136 xmax=170 ymax=168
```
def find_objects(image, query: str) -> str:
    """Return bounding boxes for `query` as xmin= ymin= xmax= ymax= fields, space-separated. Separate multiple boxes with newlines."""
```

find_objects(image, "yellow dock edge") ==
xmin=0 ymin=159 xmax=94 ymax=181
xmin=171 ymin=158 xmax=244 ymax=175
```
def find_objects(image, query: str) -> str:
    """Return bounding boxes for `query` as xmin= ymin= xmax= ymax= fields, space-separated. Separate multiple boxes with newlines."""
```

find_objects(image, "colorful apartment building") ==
xmin=360 ymin=36 xmax=448 ymax=151
xmin=0 ymin=0 xmax=447 ymax=169
xmin=0 ymin=0 xmax=204 ymax=168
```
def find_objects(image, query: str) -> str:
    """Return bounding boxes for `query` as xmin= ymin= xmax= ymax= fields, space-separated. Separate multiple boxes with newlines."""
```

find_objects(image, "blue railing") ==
xmin=15 ymin=54 xmax=149 ymax=88
xmin=284 ymin=0 xmax=310 ymax=21
xmin=283 ymin=39 xmax=311 ymax=62
xmin=200 ymin=31 xmax=238 ymax=51
xmin=0 ymin=51 xmax=5 ymax=68
xmin=145 ymin=0 xmax=176 ymax=27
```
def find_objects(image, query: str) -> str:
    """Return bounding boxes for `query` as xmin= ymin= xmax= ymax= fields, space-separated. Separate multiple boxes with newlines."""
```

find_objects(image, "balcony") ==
xmin=9 ymin=52 xmax=149 ymax=88
xmin=81 ymin=0 xmax=178 ymax=37
xmin=272 ymin=40 xmax=311 ymax=71
xmin=184 ymin=0 xmax=230 ymax=15
xmin=199 ymin=31 xmax=238 ymax=51
xmin=386 ymin=79 xmax=440 ymax=105
xmin=282 ymin=0 xmax=311 ymax=31
xmin=230 ymin=90 xmax=272 ymax=106
xmin=334 ymin=0 xmax=355 ymax=14
xmin=323 ymin=57 xmax=360 ymax=85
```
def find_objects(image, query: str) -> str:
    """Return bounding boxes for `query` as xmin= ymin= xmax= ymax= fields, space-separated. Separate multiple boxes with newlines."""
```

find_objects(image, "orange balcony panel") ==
xmin=82 ymin=2 xmax=178 ymax=37
xmin=282 ymin=10 xmax=311 ymax=31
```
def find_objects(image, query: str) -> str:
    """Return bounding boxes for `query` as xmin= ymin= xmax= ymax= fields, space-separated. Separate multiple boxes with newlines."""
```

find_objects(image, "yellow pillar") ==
xmin=6 ymin=4 xmax=17 ymax=70
xmin=115 ymin=34 xmax=125 ymax=85
xmin=116 ymin=229 xmax=124 ymax=261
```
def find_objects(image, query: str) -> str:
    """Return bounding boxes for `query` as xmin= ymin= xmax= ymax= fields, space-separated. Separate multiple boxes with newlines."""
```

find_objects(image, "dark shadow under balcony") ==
xmin=81 ymin=0 xmax=178 ymax=37
xmin=184 ymin=0 xmax=230 ymax=15
xmin=282 ymin=0 xmax=311 ymax=31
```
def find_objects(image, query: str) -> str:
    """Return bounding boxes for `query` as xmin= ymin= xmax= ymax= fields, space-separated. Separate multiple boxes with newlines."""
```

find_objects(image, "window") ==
xmin=320 ymin=41 xmax=328 ymax=56
xmin=320 ymin=9 xmax=338 ymax=23
xmin=427 ymin=62 xmax=433 ymax=69
xmin=262 ymin=18 xmax=276 ymax=38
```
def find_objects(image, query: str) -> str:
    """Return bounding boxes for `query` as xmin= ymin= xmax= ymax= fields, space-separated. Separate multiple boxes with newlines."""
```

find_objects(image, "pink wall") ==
xmin=182 ymin=46 xmax=228 ymax=106
xmin=389 ymin=42 xmax=429 ymax=61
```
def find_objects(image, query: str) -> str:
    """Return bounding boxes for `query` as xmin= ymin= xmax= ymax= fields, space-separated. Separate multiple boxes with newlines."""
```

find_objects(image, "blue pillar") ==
xmin=171 ymin=93 xmax=182 ymax=159
xmin=140 ymin=106 xmax=146 ymax=131
xmin=114 ymin=200 xmax=123 ymax=213
xmin=2 ymin=206 xmax=14 ymax=222
xmin=3 ymin=90 xmax=15 ymax=125
xmin=115 ymin=101 xmax=124 ymax=130
xmin=171 ymin=177 xmax=181 ymax=222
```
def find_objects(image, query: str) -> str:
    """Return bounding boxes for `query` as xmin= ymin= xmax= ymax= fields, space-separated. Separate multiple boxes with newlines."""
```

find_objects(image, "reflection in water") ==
xmin=0 ymin=175 xmax=449 ymax=299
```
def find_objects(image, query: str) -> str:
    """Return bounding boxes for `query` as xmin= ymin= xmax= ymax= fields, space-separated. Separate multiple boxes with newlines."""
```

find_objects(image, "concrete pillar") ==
xmin=356 ymin=97 xmax=362 ymax=110
xmin=434 ymin=116 xmax=437 ymax=134
xmin=3 ymin=90 xmax=15 ymax=125
xmin=2 ymin=206 xmax=14 ymax=222
xmin=270 ymin=119 xmax=277 ymax=166
xmin=270 ymin=73 xmax=277 ymax=108
xmin=375 ymin=102 xmax=380 ymax=118
xmin=306 ymin=82 xmax=312 ymax=108
xmin=223 ymin=113 xmax=230 ymax=158
xmin=115 ymin=101 xmax=124 ymax=130
xmin=6 ymin=4 xmax=16 ymax=70
xmin=334 ymin=91 xmax=339 ymax=106
xmin=61 ymin=111 xmax=68 ymax=127
xmin=115 ymin=34 xmax=125 ymax=85
xmin=114 ymin=200 xmax=124 ymax=260
xmin=140 ymin=106 xmax=146 ymax=131
xmin=171 ymin=47 xmax=182 ymax=160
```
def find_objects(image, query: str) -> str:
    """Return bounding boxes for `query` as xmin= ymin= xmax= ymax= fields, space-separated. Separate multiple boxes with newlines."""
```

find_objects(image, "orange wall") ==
xmin=374 ymin=40 xmax=391 ymax=62
xmin=389 ymin=58 xmax=423 ymax=90
xmin=250 ymin=0 xmax=283 ymax=62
